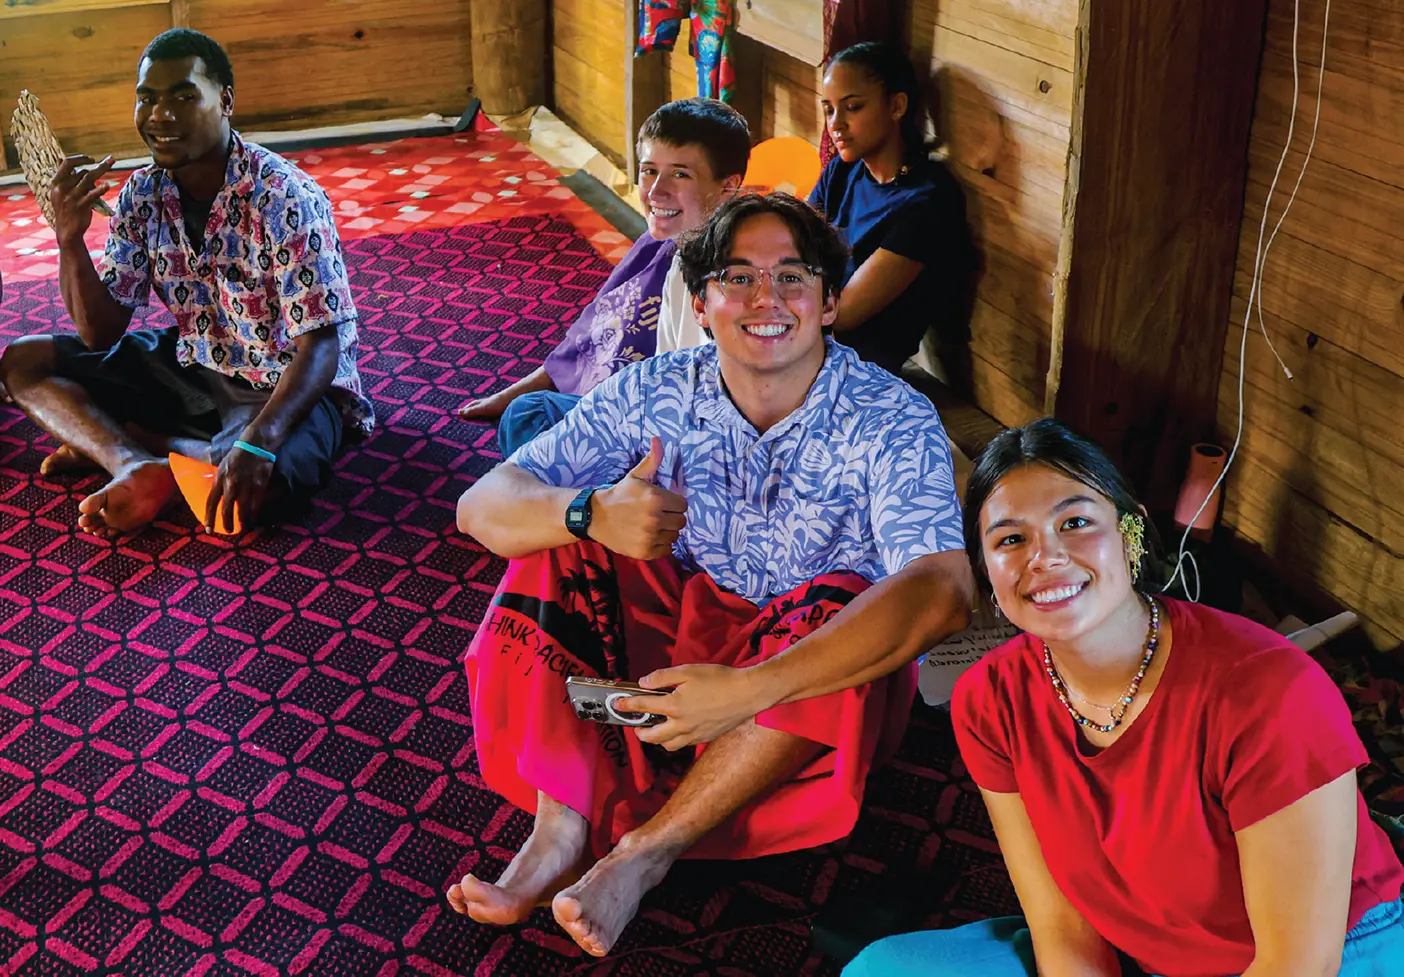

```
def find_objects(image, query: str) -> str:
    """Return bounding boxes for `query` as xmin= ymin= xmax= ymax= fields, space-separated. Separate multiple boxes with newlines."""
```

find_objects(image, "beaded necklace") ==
xmin=1067 ymin=687 xmax=1119 ymax=712
xmin=1043 ymin=596 xmax=1160 ymax=734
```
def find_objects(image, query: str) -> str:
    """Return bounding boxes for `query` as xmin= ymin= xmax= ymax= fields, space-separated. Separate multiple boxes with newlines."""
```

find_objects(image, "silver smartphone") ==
xmin=565 ymin=676 xmax=669 ymax=727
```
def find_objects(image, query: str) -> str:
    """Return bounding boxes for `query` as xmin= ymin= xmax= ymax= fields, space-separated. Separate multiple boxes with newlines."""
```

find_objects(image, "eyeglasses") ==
xmin=704 ymin=263 xmax=821 ymax=302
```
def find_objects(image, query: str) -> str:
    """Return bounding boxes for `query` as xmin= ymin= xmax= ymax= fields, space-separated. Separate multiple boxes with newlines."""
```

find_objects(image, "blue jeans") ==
xmin=497 ymin=391 xmax=582 ymax=457
xmin=841 ymin=897 xmax=1404 ymax=977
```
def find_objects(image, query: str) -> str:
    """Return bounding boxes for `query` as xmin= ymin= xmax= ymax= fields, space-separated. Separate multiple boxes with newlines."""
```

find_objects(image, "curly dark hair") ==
xmin=677 ymin=192 xmax=849 ymax=301
xmin=142 ymin=29 xmax=235 ymax=91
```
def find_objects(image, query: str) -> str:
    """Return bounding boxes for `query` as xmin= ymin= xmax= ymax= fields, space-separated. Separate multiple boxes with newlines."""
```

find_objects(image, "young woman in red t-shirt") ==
xmin=845 ymin=419 xmax=1404 ymax=977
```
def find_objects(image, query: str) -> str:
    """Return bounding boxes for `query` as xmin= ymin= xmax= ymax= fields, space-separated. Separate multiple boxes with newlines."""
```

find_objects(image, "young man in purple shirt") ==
xmin=455 ymin=98 xmax=751 ymax=455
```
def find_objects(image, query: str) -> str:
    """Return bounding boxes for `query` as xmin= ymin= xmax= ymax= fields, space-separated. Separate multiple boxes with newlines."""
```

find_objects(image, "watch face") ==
xmin=567 ymin=510 xmax=586 ymax=528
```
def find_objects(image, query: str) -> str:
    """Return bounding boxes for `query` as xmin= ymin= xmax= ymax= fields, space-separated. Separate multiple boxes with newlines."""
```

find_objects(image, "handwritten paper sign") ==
xmin=918 ymin=603 xmax=1022 ymax=707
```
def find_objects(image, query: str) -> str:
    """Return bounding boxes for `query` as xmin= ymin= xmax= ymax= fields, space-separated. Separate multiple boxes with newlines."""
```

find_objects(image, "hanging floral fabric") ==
xmin=636 ymin=0 xmax=738 ymax=103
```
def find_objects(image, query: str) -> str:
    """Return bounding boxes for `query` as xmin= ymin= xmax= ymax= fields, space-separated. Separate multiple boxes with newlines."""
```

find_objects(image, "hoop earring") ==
xmin=1119 ymin=513 xmax=1146 ymax=583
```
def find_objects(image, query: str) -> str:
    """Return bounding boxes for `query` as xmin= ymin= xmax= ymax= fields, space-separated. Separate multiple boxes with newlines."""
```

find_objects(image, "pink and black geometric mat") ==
xmin=0 ymin=131 xmax=1019 ymax=976
xmin=3 ymin=127 xmax=1403 ymax=975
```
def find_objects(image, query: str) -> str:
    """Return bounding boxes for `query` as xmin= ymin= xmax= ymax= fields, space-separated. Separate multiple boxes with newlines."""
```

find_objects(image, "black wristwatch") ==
xmin=565 ymin=487 xmax=598 ymax=541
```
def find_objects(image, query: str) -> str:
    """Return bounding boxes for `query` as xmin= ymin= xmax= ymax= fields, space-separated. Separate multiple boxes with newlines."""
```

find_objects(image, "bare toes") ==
xmin=553 ymin=895 xmax=605 ymax=956
xmin=40 ymin=444 xmax=97 ymax=476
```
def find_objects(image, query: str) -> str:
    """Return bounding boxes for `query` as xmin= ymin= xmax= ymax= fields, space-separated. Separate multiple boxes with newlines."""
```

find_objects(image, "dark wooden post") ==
xmin=1049 ymin=0 xmax=1271 ymax=509
xmin=471 ymin=0 xmax=548 ymax=116
xmin=624 ymin=0 xmax=667 ymax=181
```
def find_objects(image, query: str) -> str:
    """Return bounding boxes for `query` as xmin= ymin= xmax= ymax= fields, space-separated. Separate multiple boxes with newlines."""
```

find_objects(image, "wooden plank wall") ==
xmin=661 ymin=20 xmax=698 ymax=106
xmin=1217 ymin=0 xmax=1404 ymax=652
xmin=757 ymin=43 xmax=822 ymax=144
xmin=190 ymin=0 xmax=473 ymax=131
xmin=0 ymin=0 xmax=473 ymax=164
xmin=908 ymin=0 xmax=1076 ymax=427
xmin=1052 ymin=0 xmax=1266 ymax=508
xmin=553 ymin=0 xmax=629 ymax=165
xmin=0 ymin=1 xmax=173 ymax=162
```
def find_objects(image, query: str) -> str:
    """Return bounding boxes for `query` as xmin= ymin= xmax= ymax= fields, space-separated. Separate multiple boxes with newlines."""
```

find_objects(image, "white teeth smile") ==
xmin=151 ymin=136 xmax=181 ymax=144
xmin=1029 ymin=583 xmax=1085 ymax=605
xmin=743 ymin=324 xmax=789 ymax=337
xmin=652 ymin=208 xmax=681 ymax=218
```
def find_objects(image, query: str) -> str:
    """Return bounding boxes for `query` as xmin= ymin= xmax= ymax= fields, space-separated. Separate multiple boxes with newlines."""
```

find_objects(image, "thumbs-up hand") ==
xmin=590 ymin=436 xmax=688 ymax=561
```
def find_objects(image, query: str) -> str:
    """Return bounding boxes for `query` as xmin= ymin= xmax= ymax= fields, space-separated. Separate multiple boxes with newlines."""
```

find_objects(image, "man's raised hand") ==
xmin=49 ymin=155 xmax=116 ymax=248
xmin=589 ymin=436 xmax=687 ymax=561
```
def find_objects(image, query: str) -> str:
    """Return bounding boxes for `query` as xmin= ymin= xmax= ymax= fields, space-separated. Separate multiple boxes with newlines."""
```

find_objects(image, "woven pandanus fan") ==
xmin=10 ymin=90 xmax=114 ymax=227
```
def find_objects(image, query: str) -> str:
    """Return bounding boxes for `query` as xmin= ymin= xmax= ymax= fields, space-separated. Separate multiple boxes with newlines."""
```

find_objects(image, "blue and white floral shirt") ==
xmin=510 ymin=339 xmax=964 ymax=604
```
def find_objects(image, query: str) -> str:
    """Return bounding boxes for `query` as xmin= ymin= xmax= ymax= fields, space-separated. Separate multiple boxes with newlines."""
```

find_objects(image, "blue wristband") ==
xmin=233 ymin=439 xmax=277 ymax=464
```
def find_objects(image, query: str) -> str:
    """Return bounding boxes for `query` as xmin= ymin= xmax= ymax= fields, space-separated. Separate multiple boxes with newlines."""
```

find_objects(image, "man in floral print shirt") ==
xmin=0 ymin=29 xmax=370 ymax=538
xmin=450 ymin=193 xmax=974 ymax=957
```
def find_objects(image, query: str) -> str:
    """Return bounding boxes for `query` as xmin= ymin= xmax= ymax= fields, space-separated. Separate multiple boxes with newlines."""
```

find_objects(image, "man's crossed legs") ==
xmin=2 ymin=333 xmax=176 ymax=536
xmin=449 ymin=542 xmax=916 ymax=955
xmin=0 ymin=328 xmax=340 ymax=537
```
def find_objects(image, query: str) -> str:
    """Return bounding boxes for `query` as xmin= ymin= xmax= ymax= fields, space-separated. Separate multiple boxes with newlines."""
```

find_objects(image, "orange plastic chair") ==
xmin=742 ymin=137 xmax=823 ymax=200
xmin=169 ymin=452 xmax=242 ymax=535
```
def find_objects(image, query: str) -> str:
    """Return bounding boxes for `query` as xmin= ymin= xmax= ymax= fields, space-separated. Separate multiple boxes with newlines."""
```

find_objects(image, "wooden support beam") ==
xmin=624 ymin=0 xmax=666 ymax=182
xmin=471 ymin=0 xmax=547 ymax=116
xmin=726 ymin=31 xmax=768 ymax=147
xmin=0 ymin=0 xmax=164 ymax=19
xmin=1050 ymin=0 xmax=1270 ymax=510
xmin=1044 ymin=0 xmax=1090 ymax=415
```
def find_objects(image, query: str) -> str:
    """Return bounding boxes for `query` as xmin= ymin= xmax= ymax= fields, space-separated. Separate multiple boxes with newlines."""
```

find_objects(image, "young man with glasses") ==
xmin=449 ymin=192 xmax=974 ymax=957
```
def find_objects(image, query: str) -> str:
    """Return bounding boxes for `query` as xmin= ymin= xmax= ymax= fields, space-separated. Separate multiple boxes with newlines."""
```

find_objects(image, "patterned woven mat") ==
xmin=1 ymin=130 xmax=1398 ymax=976
xmin=0 ymin=132 xmax=1018 ymax=976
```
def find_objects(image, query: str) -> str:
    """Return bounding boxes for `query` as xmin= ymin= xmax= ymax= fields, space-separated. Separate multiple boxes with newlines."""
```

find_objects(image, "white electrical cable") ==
xmin=1163 ymin=0 xmax=1331 ymax=601
xmin=1256 ymin=0 xmax=1332 ymax=380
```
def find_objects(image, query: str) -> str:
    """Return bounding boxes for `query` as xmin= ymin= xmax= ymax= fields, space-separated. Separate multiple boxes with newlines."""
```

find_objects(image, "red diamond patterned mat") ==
xmin=0 ymin=128 xmax=1016 ymax=976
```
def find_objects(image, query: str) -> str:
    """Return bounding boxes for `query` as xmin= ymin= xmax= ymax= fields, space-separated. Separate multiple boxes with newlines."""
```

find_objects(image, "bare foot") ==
xmin=39 ymin=444 xmax=98 ymax=476
xmin=551 ymin=836 xmax=678 ymax=957
xmin=76 ymin=459 xmax=175 ymax=539
xmin=446 ymin=794 xmax=589 ymax=925
xmin=457 ymin=391 xmax=511 ymax=421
